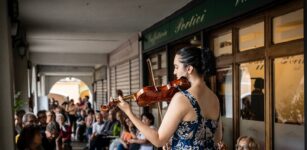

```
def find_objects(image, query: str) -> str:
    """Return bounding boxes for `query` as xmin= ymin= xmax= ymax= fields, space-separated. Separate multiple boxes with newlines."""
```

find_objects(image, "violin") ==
xmin=100 ymin=76 xmax=191 ymax=112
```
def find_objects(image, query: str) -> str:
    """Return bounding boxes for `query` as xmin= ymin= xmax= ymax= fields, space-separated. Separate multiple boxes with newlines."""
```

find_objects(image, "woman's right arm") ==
xmin=117 ymin=92 xmax=188 ymax=147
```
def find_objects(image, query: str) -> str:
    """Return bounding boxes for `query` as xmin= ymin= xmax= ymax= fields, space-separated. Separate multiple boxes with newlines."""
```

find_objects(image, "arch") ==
xmin=48 ymin=77 xmax=93 ymax=105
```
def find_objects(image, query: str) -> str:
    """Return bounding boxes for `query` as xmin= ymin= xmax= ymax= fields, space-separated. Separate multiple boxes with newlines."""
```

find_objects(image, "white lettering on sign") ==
xmin=147 ymin=30 xmax=168 ymax=45
xmin=174 ymin=9 xmax=207 ymax=33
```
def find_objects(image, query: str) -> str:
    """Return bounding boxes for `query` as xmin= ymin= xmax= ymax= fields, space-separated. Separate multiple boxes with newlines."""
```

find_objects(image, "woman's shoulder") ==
xmin=171 ymin=92 xmax=190 ymax=104
xmin=169 ymin=92 xmax=191 ymax=111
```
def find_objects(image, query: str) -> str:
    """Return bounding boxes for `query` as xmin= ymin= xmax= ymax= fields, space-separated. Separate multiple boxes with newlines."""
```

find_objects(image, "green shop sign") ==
xmin=143 ymin=0 xmax=277 ymax=51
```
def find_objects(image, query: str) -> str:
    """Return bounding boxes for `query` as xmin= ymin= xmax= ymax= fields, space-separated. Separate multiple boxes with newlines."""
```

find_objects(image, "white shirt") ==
xmin=92 ymin=121 xmax=104 ymax=135
xmin=137 ymin=125 xmax=155 ymax=150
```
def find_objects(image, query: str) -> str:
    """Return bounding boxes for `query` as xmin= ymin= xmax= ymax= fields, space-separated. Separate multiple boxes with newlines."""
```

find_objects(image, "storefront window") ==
xmin=274 ymin=55 xmax=304 ymax=149
xmin=213 ymin=31 xmax=232 ymax=57
xmin=216 ymin=67 xmax=233 ymax=149
xmin=273 ymin=9 xmax=304 ymax=44
xmin=239 ymin=60 xmax=265 ymax=149
xmin=239 ymin=22 xmax=264 ymax=51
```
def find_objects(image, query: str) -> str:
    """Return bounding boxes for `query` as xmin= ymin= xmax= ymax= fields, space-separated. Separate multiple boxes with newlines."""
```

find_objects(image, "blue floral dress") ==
xmin=171 ymin=90 xmax=219 ymax=150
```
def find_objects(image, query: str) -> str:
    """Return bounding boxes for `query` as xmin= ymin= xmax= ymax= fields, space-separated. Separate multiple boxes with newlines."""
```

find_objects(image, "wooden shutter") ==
xmin=116 ymin=62 xmax=130 ymax=96
xmin=96 ymin=80 xmax=103 ymax=108
xmin=110 ymin=67 xmax=116 ymax=98
xmin=130 ymin=58 xmax=141 ymax=117
xmin=102 ymin=80 xmax=107 ymax=105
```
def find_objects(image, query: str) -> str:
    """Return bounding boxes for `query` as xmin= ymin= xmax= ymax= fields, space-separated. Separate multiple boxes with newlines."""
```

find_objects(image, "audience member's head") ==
xmin=45 ymin=122 xmax=59 ymax=140
xmin=236 ymin=136 xmax=259 ymax=150
xmin=116 ymin=89 xmax=123 ymax=97
xmin=80 ymin=109 xmax=86 ymax=117
xmin=15 ymin=110 xmax=26 ymax=126
xmin=141 ymin=112 xmax=155 ymax=126
xmin=85 ymin=95 xmax=89 ymax=101
xmin=16 ymin=109 xmax=26 ymax=120
xmin=87 ymin=109 xmax=95 ymax=116
xmin=108 ymin=110 xmax=116 ymax=121
xmin=56 ymin=113 xmax=65 ymax=125
xmin=100 ymin=110 xmax=109 ymax=120
xmin=125 ymin=118 xmax=133 ymax=127
xmin=54 ymin=106 xmax=62 ymax=114
xmin=46 ymin=111 xmax=56 ymax=124
xmin=37 ymin=110 xmax=47 ymax=126
xmin=116 ymin=111 xmax=124 ymax=122
xmin=123 ymin=117 xmax=134 ymax=132
xmin=17 ymin=125 xmax=42 ymax=150
xmin=69 ymin=99 xmax=74 ymax=105
xmin=95 ymin=113 xmax=103 ymax=123
xmin=22 ymin=112 xmax=37 ymax=127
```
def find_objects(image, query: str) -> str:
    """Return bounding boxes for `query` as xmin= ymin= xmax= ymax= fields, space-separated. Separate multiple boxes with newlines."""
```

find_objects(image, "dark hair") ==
xmin=36 ymin=110 xmax=47 ymax=118
xmin=87 ymin=109 xmax=95 ymax=115
xmin=116 ymin=89 xmax=124 ymax=97
xmin=176 ymin=47 xmax=216 ymax=77
xmin=16 ymin=109 xmax=26 ymax=118
xmin=17 ymin=125 xmax=41 ymax=150
xmin=47 ymin=111 xmax=56 ymax=122
xmin=141 ymin=112 xmax=155 ymax=125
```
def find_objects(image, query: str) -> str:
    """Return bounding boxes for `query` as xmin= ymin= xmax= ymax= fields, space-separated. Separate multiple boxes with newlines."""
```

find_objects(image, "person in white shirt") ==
xmin=89 ymin=113 xmax=105 ymax=150
xmin=128 ymin=113 xmax=155 ymax=150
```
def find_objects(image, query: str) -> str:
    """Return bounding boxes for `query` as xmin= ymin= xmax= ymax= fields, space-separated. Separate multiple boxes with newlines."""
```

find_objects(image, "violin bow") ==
xmin=146 ymin=58 xmax=163 ymax=125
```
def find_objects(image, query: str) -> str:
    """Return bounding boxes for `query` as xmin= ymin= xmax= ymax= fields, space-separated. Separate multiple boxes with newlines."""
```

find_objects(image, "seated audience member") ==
xmin=56 ymin=113 xmax=72 ymax=150
xmin=46 ymin=111 xmax=58 ymax=125
xmin=102 ymin=109 xmax=120 ymax=136
xmin=89 ymin=113 xmax=105 ymax=150
xmin=55 ymin=106 xmax=70 ymax=124
xmin=17 ymin=125 xmax=42 ymax=150
xmin=91 ymin=109 xmax=119 ymax=149
xmin=128 ymin=113 xmax=155 ymax=150
xmin=17 ymin=112 xmax=37 ymax=143
xmin=112 ymin=117 xmax=137 ymax=150
xmin=37 ymin=110 xmax=47 ymax=135
xmin=42 ymin=120 xmax=60 ymax=150
xmin=86 ymin=109 xmax=95 ymax=141
xmin=15 ymin=109 xmax=26 ymax=135
xmin=236 ymin=136 xmax=259 ymax=150
xmin=113 ymin=110 xmax=124 ymax=136
xmin=83 ymin=109 xmax=95 ymax=149
xmin=76 ymin=109 xmax=87 ymax=142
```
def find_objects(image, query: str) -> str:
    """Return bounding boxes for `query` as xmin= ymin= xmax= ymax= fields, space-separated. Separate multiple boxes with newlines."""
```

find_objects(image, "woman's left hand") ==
xmin=117 ymin=96 xmax=132 ymax=114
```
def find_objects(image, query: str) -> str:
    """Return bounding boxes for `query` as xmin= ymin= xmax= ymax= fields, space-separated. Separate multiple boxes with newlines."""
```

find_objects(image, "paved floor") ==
xmin=71 ymin=140 xmax=87 ymax=150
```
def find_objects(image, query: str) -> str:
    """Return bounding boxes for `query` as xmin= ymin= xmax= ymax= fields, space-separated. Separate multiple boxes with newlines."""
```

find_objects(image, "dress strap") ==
xmin=177 ymin=88 xmax=202 ymax=120
xmin=177 ymin=88 xmax=203 ymax=143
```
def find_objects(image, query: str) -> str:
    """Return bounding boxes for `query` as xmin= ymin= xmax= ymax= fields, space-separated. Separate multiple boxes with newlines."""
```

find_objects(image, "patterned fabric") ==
xmin=171 ymin=89 xmax=219 ymax=150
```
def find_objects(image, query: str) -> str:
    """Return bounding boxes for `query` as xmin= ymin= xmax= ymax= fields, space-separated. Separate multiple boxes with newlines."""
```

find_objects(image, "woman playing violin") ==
xmin=116 ymin=47 xmax=222 ymax=149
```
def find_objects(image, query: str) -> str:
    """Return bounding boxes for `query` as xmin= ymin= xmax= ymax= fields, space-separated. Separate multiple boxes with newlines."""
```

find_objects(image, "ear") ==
xmin=186 ymin=65 xmax=194 ymax=74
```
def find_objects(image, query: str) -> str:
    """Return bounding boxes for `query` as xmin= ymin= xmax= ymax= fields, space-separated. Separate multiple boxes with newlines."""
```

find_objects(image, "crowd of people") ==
xmin=14 ymin=93 xmax=156 ymax=150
